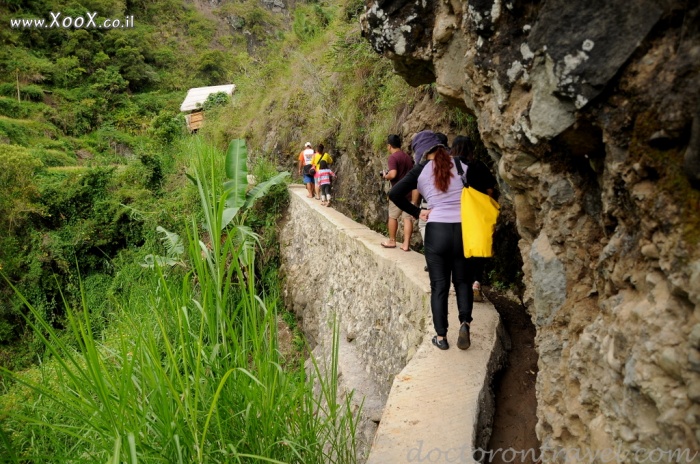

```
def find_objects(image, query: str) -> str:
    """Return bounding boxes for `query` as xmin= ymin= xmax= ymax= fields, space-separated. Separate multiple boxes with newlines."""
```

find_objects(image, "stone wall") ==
xmin=280 ymin=186 xmax=431 ymax=393
xmin=279 ymin=185 xmax=434 ymax=458
xmin=360 ymin=0 xmax=700 ymax=458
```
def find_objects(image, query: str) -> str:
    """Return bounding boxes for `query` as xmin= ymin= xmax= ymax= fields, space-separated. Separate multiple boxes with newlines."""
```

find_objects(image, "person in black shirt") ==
xmin=450 ymin=135 xmax=497 ymax=302
xmin=451 ymin=135 xmax=496 ymax=197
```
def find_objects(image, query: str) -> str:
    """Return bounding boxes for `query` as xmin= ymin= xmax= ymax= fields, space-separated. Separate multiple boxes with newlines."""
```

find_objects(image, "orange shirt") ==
xmin=299 ymin=148 xmax=315 ymax=165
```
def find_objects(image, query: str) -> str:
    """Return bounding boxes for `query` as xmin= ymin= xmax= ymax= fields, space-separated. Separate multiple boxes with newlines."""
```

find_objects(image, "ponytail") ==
xmin=432 ymin=147 xmax=454 ymax=192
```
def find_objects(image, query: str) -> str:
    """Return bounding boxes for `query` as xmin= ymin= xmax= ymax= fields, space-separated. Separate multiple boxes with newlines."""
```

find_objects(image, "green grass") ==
xmin=203 ymin=0 xmax=418 ymax=159
xmin=0 ymin=138 xmax=358 ymax=463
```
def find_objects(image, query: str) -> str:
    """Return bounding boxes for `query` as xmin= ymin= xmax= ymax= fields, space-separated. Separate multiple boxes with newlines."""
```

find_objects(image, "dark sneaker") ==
xmin=432 ymin=335 xmax=449 ymax=350
xmin=457 ymin=323 xmax=471 ymax=350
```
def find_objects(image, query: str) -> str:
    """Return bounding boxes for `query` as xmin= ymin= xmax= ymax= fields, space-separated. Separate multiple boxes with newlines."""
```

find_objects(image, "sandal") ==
xmin=432 ymin=336 xmax=449 ymax=350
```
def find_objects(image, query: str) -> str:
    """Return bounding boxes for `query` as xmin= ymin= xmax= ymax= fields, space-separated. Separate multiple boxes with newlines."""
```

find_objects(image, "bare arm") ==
xmin=388 ymin=164 xmax=424 ymax=219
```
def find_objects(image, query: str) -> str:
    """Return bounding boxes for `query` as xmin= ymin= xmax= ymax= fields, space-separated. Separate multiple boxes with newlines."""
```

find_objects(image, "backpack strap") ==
xmin=454 ymin=157 xmax=469 ymax=188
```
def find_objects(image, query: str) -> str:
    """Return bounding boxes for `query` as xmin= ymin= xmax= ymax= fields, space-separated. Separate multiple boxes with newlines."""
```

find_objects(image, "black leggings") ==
xmin=425 ymin=222 xmax=474 ymax=337
xmin=471 ymin=257 xmax=485 ymax=283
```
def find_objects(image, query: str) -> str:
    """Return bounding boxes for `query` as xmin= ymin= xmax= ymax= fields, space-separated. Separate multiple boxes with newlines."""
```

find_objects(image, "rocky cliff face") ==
xmin=361 ymin=0 xmax=700 ymax=455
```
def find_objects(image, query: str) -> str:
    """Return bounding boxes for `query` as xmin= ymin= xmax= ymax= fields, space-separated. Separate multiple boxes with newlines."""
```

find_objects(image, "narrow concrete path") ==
xmin=366 ymin=300 xmax=502 ymax=464
xmin=287 ymin=186 xmax=503 ymax=463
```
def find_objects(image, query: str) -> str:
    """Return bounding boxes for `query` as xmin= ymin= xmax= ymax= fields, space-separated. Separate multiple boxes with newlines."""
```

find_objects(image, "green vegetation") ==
xmin=1 ymin=139 xmax=357 ymax=462
xmin=0 ymin=0 xmax=285 ymax=362
xmin=198 ymin=0 xmax=423 ymax=159
xmin=0 ymin=0 xmax=264 ymax=169
xmin=0 ymin=0 xmax=522 ymax=459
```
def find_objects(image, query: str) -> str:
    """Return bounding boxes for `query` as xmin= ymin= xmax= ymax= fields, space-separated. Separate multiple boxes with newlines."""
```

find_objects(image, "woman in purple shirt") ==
xmin=389 ymin=130 xmax=473 ymax=351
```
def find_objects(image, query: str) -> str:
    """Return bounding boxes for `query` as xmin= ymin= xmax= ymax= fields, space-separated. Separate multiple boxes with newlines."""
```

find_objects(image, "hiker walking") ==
xmin=389 ymin=130 xmax=475 ymax=351
xmin=298 ymin=142 xmax=316 ymax=198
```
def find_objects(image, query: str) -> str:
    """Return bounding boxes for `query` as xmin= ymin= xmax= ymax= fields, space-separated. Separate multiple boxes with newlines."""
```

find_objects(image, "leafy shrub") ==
xmin=20 ymin=85 xmax=44 ymax=102
xmin=293 ymin=3 xmax=333 ymax=41
xmin=89 ymin=66 xmax=129 ymax=94
xmin=51 ymin=56 xmax=86 ymax=88
xmin=202 ymin=91 xmax=231 ymax=110
xmin=149 ymin=111 xmax=184 ymax=144
xmin=197 ymin=51 xmax=230 ymax=85
xmin=80 ymin=272 xmax=114 ymax=330
xmin=130 ymin=91 xmax=174 ymax=116
xmin=0 ymin=144 xmax=44 ymax=232
xmin=0 ymin=97 xmax=31 ymax=118
xmin=292 ymin=7 xmax=317 ymax=41
xmin=30 ymin=148 xmax=77 ymax=167
xmin=111 ymin=101 xmax=147 ymax=133
xmin=39 ymin=167 xmax=114 ymax=224
xmin=0 ymin=82 xmax=15 ymax=98
xmin=36 ymin=138 xmax=73 ymax=152
xmin=47 ymin=90 xmax=103 ymax=137
xmin=138 ymin=152 xmax=165 ymax=191
xmin=83 ymin=125 xmax=138 ymax=158
xmin=0 ymin=119 xmax=33 ymax=145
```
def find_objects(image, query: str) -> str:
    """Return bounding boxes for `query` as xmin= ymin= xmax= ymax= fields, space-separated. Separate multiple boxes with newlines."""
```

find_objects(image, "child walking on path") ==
xmin=317 ymin=160 xmax=336 ymax=207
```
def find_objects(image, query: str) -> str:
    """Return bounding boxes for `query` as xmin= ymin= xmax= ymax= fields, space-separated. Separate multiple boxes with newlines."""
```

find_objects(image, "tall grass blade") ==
xmin=109 ymin=434 xmax=121 ymax=464
xmin=0 ymin=426 xmax=19 ymax=463
xmin=127 ymin=432 xmax=137 ymax=463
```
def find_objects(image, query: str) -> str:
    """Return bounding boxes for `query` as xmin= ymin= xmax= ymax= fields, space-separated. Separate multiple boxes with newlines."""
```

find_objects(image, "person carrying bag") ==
xmin=454 ymin=160 xmax=500 ymax=258
xmin=451 ymin=134 xmax=499 ymax=301
xmin=388 ymin=130 xmax=474 ymax=351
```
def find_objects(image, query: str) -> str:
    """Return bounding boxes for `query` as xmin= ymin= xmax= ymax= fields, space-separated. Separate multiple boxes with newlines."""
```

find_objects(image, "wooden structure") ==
xmin=180 ymin=84 xmax=235 ymax=132
xmin=185 ymin=111 xmax=204 ymax=132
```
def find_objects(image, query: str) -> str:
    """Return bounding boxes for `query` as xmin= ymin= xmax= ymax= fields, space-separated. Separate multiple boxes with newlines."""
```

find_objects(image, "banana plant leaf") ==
xmin=242 ymin=172 xmax=290 ymax=210
xmin=224 ymin=139 xmax=248 ymax=210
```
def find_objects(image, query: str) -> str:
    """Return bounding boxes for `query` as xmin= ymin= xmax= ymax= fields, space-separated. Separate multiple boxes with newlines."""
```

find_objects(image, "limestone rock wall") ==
xmin=361 ymin=0 xmax=700 ymax=456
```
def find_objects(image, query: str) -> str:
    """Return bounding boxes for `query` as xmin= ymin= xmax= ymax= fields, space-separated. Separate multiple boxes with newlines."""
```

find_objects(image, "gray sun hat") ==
xmin=411 ymin=130 xmax=445 ymax=164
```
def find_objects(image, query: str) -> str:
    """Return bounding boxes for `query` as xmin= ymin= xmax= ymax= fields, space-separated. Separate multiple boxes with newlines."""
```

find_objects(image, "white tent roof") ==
xmin=180 ymin=84 xmax=235 ymax=112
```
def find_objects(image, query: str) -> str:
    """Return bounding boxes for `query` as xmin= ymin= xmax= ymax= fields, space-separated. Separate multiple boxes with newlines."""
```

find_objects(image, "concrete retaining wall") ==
xmin=279 ymin=185 xmax=504 ymax=463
